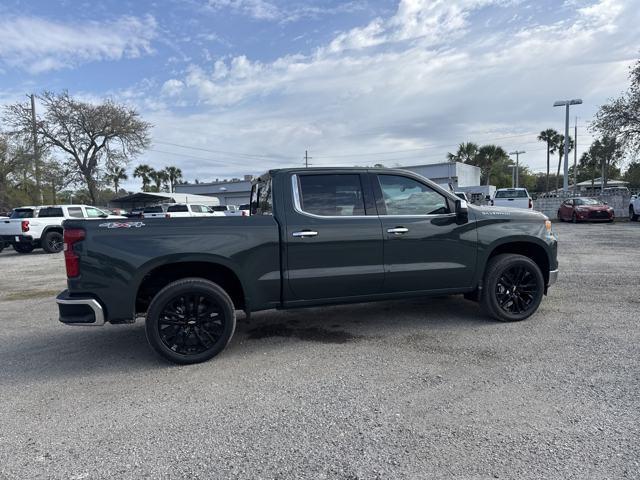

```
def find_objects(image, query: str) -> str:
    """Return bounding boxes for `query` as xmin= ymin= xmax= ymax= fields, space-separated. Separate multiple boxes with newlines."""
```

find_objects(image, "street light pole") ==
xmin=509 ymin=150 xmax=525 ymax=188
xmin=553 ymin=98 xmax=582 ymax=193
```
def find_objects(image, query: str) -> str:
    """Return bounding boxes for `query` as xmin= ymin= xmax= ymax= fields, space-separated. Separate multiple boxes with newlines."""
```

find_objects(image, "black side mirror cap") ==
xmin=455 ymin=199 xmax=468 ymax=222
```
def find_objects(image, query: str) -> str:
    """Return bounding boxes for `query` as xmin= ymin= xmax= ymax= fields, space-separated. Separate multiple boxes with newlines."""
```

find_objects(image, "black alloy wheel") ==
xmin=13 ymin=243 xmax=35 ymax=254
xmin=481 ymin=254 xmax=544 ymax=322
xmin=43 ymin=231 xmax=64 ymax=253
xmin=146 ymin=278 xmax=236 ymax=364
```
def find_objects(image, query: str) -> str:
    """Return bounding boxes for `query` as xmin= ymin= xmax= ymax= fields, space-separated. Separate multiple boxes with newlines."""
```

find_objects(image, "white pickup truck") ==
xmin=491 ymin=188 xmax=533 ymax=210
xmin=0 ymin=205 xmax=124 ymax=254
xmin=164 ymin=203 xmax=217 ymax=218
xmin=630 ymin=194 xmax=640 ymax=221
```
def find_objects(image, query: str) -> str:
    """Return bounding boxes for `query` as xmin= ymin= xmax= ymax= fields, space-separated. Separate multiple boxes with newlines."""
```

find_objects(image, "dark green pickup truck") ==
xmin=57 ymin=168 xmax=558 ymax=364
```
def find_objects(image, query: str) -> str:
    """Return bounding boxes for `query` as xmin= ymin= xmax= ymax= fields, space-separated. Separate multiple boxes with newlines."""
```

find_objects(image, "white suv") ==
xmin=0 ymin=205 xmax=124 ymax=254
xmin=164 ymin=203 xmax=217 ymax=218
xmin=630 ymin=194 xmax=640 ymax=221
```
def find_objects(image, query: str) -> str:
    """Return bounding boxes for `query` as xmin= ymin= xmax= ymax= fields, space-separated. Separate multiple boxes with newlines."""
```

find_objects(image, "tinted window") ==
xmin=37 ymin=207 xmax=64 ymax=218
xmin=239 ymin=204 xmax=250 ymax=210
xmin=167 ymin=205 xmax=189 ymax=212
xmin=378 ymin=175 xmax=449 ymax=215
xmin=210 ymin=206 xmax=228 ymax=212
xmin=298 ymin=174 xmax=365 ymax=216
xmin=495 ymin=189 xmax=529 ymax=198
xmin=67 ymin=207 xmax=84 ymax=218
xmin=251 ymin=177 xmax=273 ymax=215
xmin=144 ymin=206 xmax=164 ymax=213
xmin=10 ymin=208 xmax=35 ymax=219
xmin=574 ymin=198 xmax=601 ymax=206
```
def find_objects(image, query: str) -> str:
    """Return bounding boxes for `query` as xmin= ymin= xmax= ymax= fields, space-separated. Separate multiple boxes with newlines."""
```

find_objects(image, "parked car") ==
xmin=238 ymin=203 xmax=251 ymax=216
xmin=0 ymin=216 xmax=7 ymax=253
xmin=0 ymin=205 xmax=124 ymax=254
xmin=454 ymin=192 xmax=469 ymax=202
xmin=491 ymin=188 xmax=533 ymax=209
xmin=208 ymin=205 xmax=234 ymax=217
xmin=164 ymin=203 xmax=217 ymax=218
xmin=142 ymin=204 xmax=169 ymax=219
xmin=57 ymin=167 xmax=558 ymax=364
xmin=629 ymin=194 xmax=639 ymax=221
xmin=557 ymin=197 xmax=614 ymax=223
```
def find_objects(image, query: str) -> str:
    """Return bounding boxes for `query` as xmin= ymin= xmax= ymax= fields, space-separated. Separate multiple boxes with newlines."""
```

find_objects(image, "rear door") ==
xmin=283 ymin=172 xmax=384 ymax=301
xmin=372 ymin=172 xmax=477 ymax=293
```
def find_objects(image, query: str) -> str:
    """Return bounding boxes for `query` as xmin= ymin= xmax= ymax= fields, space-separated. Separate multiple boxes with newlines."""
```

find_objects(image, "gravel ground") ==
xmin=0 ymin=222 xmax=639 ymax=479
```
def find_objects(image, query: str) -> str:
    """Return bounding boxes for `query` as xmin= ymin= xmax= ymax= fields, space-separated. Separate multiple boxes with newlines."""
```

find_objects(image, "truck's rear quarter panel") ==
xmin=64 ymin=216 xmax=281 ymax=321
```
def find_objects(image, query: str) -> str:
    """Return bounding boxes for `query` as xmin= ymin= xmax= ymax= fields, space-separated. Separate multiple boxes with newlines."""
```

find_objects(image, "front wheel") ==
xmin=571 ymin=212 xmax=578 ymax=224
xmin=481 ymin=254 xmax=545 ymax=322
xmin=145 ymin=278 xmax=236 ymax=364
xmin=13 ymin=243 xmax=35 ymax=254
xmin=42 ymin=231 xmax=64 ymax=253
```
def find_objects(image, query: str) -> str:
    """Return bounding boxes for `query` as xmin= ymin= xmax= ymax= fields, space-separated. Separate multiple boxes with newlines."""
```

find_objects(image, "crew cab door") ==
xmin=283 ymin=172 xmax=384 ymax=301
xmin=372 ymin=172 xmax=476 ymax=293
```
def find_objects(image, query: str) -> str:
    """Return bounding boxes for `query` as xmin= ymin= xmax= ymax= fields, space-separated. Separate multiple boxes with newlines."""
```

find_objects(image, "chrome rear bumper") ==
xmin=57 ymin=291 xmax=105 ymax=326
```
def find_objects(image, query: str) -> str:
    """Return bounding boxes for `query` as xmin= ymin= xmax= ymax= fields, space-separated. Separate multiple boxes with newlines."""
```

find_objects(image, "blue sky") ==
xmin=0 ymin=0 xmax=639 ymax=188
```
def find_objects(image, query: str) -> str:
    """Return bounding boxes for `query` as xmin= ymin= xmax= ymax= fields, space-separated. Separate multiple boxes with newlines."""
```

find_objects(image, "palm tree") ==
xmin=133 ymin=164 xmax=153 ymax=192
xmin=477 ymin=144 xmax=509 ymax=185
xmin=554 ymin=135 xmax=574 ymax=191
xmin=105 ymin=166 xmax=128 ymax=195
xmin=150 ymin=169 xmax=169 ymax=192
xmin=164 ymin=166 xmax=183 ymax=193
xmin=537 ymin=129 xmax=559 ymax=193
xmin=446 ymin=142 xmax=479 ymax=164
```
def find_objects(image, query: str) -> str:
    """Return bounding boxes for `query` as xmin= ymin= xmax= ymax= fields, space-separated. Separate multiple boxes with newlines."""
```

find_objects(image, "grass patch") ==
xmin=2 ymin=289 xmax=60 ymax=301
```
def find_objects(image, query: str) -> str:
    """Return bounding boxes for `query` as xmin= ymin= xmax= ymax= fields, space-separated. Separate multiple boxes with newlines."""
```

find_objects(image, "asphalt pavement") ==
xmin=0 ymin=221 xmax=639 ymax=479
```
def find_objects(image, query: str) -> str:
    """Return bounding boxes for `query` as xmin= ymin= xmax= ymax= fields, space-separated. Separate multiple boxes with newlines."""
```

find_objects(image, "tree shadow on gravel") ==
xmin=1 ymin=295 xmax=491 ymax=383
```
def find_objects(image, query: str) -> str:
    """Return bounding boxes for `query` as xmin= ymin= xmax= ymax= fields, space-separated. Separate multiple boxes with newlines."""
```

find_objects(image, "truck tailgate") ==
xmin=0 ymin=219 xmax=23 ymax=237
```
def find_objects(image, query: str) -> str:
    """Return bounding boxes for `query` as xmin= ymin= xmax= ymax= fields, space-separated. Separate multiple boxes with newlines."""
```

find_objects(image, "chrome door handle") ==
xmin=387 ymin=227 xmax=409 ymax=234
xmin=292 ymin=230 xmax=318 ymax=238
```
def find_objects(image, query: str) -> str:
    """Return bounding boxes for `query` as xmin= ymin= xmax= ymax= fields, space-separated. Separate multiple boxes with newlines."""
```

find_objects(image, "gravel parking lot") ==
xmin=1 ymin=221 xmax=639 ymax=479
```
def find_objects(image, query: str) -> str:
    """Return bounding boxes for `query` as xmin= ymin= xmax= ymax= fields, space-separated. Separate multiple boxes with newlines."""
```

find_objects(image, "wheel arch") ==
xmin=135 ymin=259 xmax=246 ymax=314
xmin=483 ymin=239 xmax=551 ymax=286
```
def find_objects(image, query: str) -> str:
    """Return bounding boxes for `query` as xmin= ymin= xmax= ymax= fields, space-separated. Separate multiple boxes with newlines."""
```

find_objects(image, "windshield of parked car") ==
xmin=210 ymin=206 xmax=228 ymax=211
xmin=574 ymin=198 xmax=601 ymax=206
xmin=10 ymin=208 xmax=35 ymax=219
xmin=143 ymin=206 xmax=164 ymax=213
xmin=495 ymin=189 xmax=529 ymax=198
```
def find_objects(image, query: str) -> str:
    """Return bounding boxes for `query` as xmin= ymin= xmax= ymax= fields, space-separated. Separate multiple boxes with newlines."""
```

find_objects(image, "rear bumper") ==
xmin=0 ymin=235 xmax=34 ymax=243
xmin=56 ymin=290 xmax=105 ymax=326
xmin=548 ymin=269 xmax=558 ymax=286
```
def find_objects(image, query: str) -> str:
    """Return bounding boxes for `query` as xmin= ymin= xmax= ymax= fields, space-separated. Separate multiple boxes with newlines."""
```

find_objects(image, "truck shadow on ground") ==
xmin=2 ymin=295 xmax=490 ymax=382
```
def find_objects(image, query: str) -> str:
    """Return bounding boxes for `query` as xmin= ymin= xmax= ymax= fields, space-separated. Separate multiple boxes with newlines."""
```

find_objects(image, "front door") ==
xmin=372 ymin=172 xmax=477 ymax=293
xmin=284 ymin=172 xmax=384 ymax=301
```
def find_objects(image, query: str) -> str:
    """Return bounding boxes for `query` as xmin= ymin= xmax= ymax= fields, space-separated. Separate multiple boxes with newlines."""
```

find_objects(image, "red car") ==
xmin=557 ymin=197 xmax=615 ymax=223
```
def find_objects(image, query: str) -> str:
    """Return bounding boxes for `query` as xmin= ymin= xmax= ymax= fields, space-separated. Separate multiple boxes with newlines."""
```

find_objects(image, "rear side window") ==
xmin=67 ymin=207 xmax=84 ymax=218
xmin=495 ymin=189 xmax=529 ymax=198
xmin=144 ymin=206 xmax=163 ymax=213
xmin=297 ymin=174 xmax=365 ymax=216
xmin=37 ymin=207 xmax=64 ymax=218
xmin=210 ymin=206 xmax=228 ymax=212
xmin=251 ymin=177 xmax=273 ymax=215
xmin=167 ymin=205 xmax=189 ymax=213
xmin=10 ymin=209 xmax=35 ymax=219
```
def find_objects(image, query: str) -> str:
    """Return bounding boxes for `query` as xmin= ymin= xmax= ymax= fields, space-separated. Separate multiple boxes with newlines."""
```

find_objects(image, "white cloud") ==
xmin=161 ymin=79 xmax=185 ymax=97
xmin=205 ymin=0 xmax=368 ymax=22
xmin=0 ymin=15 xmax=157 ymax=73
xmin=206 ymin=0 xmax=281 ymax=20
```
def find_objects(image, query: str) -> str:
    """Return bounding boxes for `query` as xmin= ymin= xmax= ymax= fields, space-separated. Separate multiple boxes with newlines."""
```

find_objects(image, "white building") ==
xmin=401 ymin=162 xmax=481 ymax=189
xmin=175 ymin=176 xmax=253 ymax=206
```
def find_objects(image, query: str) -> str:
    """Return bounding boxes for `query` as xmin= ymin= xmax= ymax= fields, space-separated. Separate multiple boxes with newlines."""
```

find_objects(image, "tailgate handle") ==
xmin=292 ymin=230 xmax=318 ymax=238
xmin=387 ymin=227 xmax=409 ymax=235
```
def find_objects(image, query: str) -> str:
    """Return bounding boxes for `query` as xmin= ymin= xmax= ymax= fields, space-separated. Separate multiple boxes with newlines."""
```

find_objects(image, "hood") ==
xmin=471 ymin=205 xmax=548 ymax=222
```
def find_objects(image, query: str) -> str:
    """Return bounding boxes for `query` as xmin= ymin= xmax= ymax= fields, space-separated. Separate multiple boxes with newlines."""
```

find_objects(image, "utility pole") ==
xmin=553 ymin=99 xmax=582 ymax=193
xmin=573 ymin=116 xmax=578 ymax=193
xmin=29 ymin=94 xmax=43 ymax=203
xmin=304 ymin=150 xmax=312 ymax=168
xmin=509 ymin=150 xmax=525 ymax=188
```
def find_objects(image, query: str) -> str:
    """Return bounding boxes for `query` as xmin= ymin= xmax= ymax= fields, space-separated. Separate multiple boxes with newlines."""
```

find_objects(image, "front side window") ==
xmin=377 ymin=175 xmax=450 ymax=216
xmin=85 ymin=207 xmax=106 ymax=218
xmin=67 ymin=207 xmax=84 ymax=218
xmin=37 ymin=207 xmax=64 ymax=218
xmin=297 ymin=174 xmax=365 ymax=217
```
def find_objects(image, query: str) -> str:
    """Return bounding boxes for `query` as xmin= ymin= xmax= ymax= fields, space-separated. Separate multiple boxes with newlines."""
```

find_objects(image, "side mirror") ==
xmin=99 ymin=214 xmax=108 ymax=218
xmin=455 ymin=199 xmax=468 ymax=221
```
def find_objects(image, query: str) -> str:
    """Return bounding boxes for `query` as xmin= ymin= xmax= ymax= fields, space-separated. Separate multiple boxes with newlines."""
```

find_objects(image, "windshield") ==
xmin=574 ymin=198 xmax=602 ymax=206
xmin=10 ymin=208 xmax=35 ymax=219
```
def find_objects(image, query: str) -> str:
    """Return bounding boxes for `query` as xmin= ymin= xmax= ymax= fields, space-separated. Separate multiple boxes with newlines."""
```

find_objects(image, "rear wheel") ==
xmin=42 ymin=231 xmax=64 ymax=253
xmin=145 ymin=278 xmax=236 ymax=364
xmin=630 ymin=206 xmax=638 ymax=221
xmin=481 ymin=254 xmax=544 ymax=322
xmin=13 ymin=243 xmax=34 ymax=254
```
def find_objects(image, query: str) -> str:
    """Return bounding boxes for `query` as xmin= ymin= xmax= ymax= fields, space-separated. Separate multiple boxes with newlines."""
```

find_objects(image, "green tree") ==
xmin=105 ymin=165 xmax=128 ymax=195
xmin=537 ymin=128 xmax=560 ymax=192
xmin=554 ymin=135 xmax=574 ymax=191
xmin=164 ymin=166 xmax=183 ymax=193
xmin=446 ymin=142 xmax=479 ymax=164
xmin=624 ymin=161 xmax=640 ymax=188
xmin=133 ymin=164 xmax=154 ymax=192
xmin=593 ymin=59 xmax=640 ymax=154
xmin=476 ymin=145 xmax=510 ymax=186
xmin=3 ymin=91 xmax=151 ymax=205
xmin=150 ymin=169 xmax=169 ymax=192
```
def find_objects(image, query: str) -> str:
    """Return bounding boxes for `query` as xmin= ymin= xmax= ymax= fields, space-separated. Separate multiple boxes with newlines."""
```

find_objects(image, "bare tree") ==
xmin=3 ymin=91 xmax=151 ymax=205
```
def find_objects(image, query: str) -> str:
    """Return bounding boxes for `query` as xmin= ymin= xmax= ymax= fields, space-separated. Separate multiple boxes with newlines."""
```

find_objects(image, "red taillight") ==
xmin=21 ymin=220 xmax=29 ymax=232
xmin=165 ymin=213 xmax=171 ymax=218
xmin=64 ymin=229 xmax=85 ymax=278
xmin=241 ymin=211 xmax=247 ymax=217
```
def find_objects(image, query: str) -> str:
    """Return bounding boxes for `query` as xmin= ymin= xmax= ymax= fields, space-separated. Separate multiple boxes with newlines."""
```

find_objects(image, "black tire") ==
xmin=13 ymin=243 xmax=35 ymax=254
xmin=630 ymin=206 xmax=638 ymax=221
xmin=42 ymin=230 xmax=64 ymax=253
xmin=481 ymin=254 xmax=545 ymax=322
xmin=571 ymin=212 xmax=578 ymax=224
xmin=145 ymin=278 xmax=236 ymax=364
xmin=557 ymin=211 xmax=564 ymax=222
